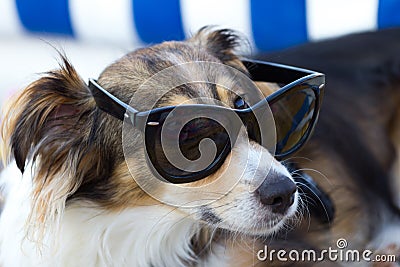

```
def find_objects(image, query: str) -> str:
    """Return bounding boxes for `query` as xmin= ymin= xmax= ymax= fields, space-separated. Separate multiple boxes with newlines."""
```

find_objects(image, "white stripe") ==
xmin=0 ymin=35 xmax=127 ymax=98
xmin=0 ymin=0 xmax=23 ymax=35
xmin=180 ymin=0 xmax=254 ymax=54
xmin=306 ymin=0 xmax=378 ymax=41
xmin=69 ymin=0 xmax=141 ymax=47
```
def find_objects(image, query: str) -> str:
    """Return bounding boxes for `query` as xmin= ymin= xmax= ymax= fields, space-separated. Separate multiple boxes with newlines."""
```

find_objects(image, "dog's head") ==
xmin=1 ymin=28 xmax=298 ymax=240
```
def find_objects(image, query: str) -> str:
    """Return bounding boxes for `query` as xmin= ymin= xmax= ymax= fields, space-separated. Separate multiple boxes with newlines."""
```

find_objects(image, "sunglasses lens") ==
xmin=270 ymin=86 xmax=316 ymax=156
xmin=145 ymin=110 xmax=231 ymax=182
xmin=178 ymin=118 xmax=229 ymax=161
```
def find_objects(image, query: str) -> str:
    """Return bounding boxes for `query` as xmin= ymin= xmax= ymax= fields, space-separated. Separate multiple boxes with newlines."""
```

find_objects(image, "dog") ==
xmin=0 ymin=27 xmax=315 ymax=266
xmin=2 ymin=26 xmax=400 ymax=267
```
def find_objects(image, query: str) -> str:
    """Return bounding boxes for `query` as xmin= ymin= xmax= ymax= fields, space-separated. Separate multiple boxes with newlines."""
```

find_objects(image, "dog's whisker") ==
xmin=281 ymin=156 xmax=313 ymax=164
xmin=291 ymin=168 xmax=332 ymax=185
xmin=293 ymin=196 xmax=310 ymax=229
xmin=293 ymin=180 xmax=332 ymax=224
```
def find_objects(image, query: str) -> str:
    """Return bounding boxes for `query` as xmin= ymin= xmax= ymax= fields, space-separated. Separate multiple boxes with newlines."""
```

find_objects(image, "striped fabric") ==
xmin=0 ymin=0 xmax=399 ymax=51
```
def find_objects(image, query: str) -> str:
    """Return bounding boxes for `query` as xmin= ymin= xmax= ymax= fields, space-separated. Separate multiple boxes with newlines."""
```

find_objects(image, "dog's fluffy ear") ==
xmin=2 ymin=57 xmax=95 ymax=172
xmin=190 ymin=27 xmax=245 ymax=67
xmin=1 ymin=55 xmax=104 ymax=242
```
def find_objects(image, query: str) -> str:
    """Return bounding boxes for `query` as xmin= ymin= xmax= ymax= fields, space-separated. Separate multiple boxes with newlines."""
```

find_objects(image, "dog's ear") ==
xmin=190 ymin=27 xmax=245 ymax=68
xmin=2 ymin=57 xmax=94 ymax=172
xmin=1 ymin=56 xmax=107 ymax=242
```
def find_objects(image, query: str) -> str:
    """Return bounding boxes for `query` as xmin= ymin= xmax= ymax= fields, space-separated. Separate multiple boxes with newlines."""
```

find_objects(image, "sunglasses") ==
xmin=89 ymin=59 xmax=324 ymax=184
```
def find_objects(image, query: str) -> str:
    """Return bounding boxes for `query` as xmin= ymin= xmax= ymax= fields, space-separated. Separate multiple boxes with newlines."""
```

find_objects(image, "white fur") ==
xmin=0 ymin=163 xmax=235 ymax=267
xmin=368 ymin=205 xmax=400 ymax=252
xmin=205 ymin=140 xmax=298 ymax=235
xmin=371 ymin=222 xmax=400 ymax=249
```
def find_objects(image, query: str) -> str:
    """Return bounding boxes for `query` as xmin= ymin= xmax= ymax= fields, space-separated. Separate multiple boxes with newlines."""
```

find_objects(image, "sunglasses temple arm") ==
xmin=88 ymin=78 xmax=139 ymax=122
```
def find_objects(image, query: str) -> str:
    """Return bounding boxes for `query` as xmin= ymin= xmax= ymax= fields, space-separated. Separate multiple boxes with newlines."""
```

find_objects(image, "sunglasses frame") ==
xmin=89 ymin=58 xmax=325 ymax=183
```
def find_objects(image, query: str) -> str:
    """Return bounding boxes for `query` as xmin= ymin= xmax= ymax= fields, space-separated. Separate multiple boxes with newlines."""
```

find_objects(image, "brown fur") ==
xmin=257 ymin=28 xmax=400 ymax=266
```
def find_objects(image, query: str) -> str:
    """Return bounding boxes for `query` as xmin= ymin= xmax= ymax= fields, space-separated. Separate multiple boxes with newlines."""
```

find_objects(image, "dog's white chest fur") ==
xmin=0 ymin=163 xmax=233 ymax=267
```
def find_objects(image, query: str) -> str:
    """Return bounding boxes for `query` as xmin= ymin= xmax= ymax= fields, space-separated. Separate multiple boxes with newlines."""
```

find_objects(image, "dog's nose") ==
xmin=255 ymin=175 xmax=297 ymax=214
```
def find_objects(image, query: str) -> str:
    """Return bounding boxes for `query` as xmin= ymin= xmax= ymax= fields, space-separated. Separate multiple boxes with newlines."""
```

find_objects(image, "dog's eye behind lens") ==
xmin=234 ymin=96 xmax=249 ymax=109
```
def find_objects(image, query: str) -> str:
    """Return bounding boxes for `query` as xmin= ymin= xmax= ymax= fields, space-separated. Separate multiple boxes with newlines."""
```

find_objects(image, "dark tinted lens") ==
xmin=270 ymin=87 xmax=316 ymax=155
xmin=179 ymin=118 xmax=229 ymax=161
xmin=145 ymin=110 xmax=231 ymax=181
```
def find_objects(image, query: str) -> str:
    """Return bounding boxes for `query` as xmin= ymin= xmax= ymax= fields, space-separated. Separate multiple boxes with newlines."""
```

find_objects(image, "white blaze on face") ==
xmin=177 ymin=127 xmax=299 ymax=235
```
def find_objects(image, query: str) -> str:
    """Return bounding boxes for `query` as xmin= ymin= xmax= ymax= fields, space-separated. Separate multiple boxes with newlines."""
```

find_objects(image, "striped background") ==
xmin=1 ymin=0 xmax=400 ymax=52
xmin=1 ymin=0 xmax=400 ymax=106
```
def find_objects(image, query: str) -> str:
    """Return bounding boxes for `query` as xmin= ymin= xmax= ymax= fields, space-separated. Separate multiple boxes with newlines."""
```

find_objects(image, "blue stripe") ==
xmin=16 ymin=0 xmax=73 ymax=36
xmin=251 ymin=0 xmax=308 ymax=51
xmin=378 ymin=0 xmax=400 ymax=28
xmin=133 ymin=0 xmax=185 ymax=43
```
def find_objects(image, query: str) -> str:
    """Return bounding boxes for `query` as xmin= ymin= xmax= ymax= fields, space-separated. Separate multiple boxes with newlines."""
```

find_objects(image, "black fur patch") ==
xmin=200 ymin=206 xmax=222 ymax=224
